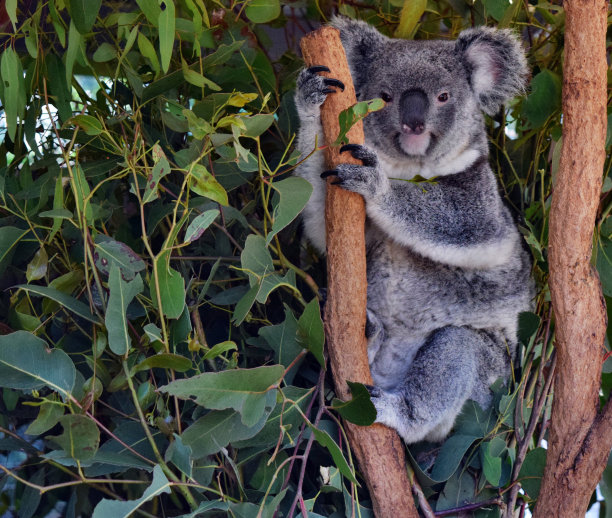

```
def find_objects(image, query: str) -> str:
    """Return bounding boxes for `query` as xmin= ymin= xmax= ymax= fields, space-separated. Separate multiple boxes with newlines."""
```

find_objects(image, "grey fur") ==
xmin=294 ymin=18 xmax=532 ymax=443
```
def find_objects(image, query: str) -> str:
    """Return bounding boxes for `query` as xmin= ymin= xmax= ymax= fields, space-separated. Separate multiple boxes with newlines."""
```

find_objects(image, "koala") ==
xmin=294 ymin=17 xmax=533 ymax=444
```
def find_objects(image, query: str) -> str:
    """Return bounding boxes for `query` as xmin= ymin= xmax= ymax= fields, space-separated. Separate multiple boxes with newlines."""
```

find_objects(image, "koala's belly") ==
xmin=365 ymin=236 xmax=530 ymax=385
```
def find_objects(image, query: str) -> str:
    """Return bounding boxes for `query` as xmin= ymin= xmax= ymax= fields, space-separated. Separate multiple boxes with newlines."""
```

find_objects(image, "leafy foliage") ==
xmin=0 ymin=1 xmax=609 ymax=517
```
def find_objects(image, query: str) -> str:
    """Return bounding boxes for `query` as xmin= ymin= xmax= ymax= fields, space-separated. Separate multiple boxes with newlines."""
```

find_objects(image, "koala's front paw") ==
xmin=296 ymin=66 xmax=345 ymax=114
xmin=321 ymin=144 xmax=387 ymax=198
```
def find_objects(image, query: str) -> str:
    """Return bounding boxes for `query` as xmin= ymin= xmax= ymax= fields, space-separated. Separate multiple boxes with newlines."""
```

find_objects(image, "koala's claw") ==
xmin=320 ymin=170 xmax=339 ymax=179
xmin=307 ymin=65 xmax=330 ymax=74
xmin=323 ymin=78 xmax=345 ymax=91
xmin=340 ymin=144 xmax=378 ymax=167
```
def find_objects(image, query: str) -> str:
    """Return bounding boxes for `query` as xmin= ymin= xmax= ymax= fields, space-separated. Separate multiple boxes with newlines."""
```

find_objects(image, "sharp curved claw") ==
xmin=320 ymin=170 xmax=339 ymax=179
xmin=330 ymin=179 xmax=344 ymax=186
xmin=323 ymin=78 xmax=345 ymax=91
xmin=308 ymin=65 xmax=330 ymax=74
xmin=321 ymin=88 xmax=336 ymax=95
xmin=340 ymin=143 xmax=362 ymax=155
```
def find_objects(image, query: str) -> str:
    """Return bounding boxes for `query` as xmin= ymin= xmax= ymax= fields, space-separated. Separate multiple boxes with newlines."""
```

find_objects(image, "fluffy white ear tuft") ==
xmin=456 ymin=27 xmax=528 ymax=115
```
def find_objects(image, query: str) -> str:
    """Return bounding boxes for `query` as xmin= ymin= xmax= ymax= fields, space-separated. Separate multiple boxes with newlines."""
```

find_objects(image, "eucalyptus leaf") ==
xmin=69 ymin=0 xmax=101 ymax=34
xmin=105 ymin=266 xmax=144 ymax=356
xmin=266 ymin=177 xmax=313 ymax=244
xmin=17 ymin=284 xmax=98 ymax=323
xmin=52 ymin=414 xmax=100 ymax=461
xmin=0 ymin=331 xmax=76 ymax=399
xmin=159 ymin=365 xmax=283 ymax=427
xmin=92 ymin=465 xmax=171 ymax=518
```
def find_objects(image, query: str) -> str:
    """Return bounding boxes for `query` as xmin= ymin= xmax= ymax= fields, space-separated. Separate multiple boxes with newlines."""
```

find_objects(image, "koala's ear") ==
xmin=456 ymin=27 xmax=528 ymax=115
xmin=330 ymin=16 xmax=388 ymax=92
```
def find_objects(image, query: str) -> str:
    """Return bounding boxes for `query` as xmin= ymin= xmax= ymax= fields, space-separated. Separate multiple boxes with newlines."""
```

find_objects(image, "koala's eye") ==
xmin=381 ymin=92 xmax=393 ymax=103
xmin=437 ymin=92 xmax=450 ymax=103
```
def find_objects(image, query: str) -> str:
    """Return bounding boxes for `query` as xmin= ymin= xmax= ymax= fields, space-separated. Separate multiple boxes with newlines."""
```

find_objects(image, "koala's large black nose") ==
xmin=400 ymin=89 xmax=429 ymax=135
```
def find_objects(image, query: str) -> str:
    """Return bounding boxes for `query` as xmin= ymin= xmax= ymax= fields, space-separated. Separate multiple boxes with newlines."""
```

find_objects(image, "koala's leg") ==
xmin=368 ymin=325 xmax=490 ymax=444
xmin=294 ymin=67 xmax=345 ymax=254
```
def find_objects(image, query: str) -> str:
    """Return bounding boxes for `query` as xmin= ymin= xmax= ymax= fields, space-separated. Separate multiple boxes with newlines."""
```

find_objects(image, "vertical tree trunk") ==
xmin=300 ymin=27 xmax=419 ymax=518
xmin=534 ymin=1 xmax=612 ymax=516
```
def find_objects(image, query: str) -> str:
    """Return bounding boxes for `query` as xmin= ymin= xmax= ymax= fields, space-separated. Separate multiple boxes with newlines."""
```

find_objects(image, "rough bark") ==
xmin=534 ymin=1 xmax=612 ymax=516
xmin=300 ymin=27 xmax=418 ymax=518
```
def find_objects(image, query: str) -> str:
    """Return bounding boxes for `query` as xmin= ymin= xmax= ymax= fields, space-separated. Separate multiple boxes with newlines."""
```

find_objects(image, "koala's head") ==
xmin=332 ymin=17 xmax=528 ymax=167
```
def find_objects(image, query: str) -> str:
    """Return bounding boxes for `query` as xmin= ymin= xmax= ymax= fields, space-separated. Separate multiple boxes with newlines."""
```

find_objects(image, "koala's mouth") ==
xmin=394 ymin=132 xmax=434 ymax=157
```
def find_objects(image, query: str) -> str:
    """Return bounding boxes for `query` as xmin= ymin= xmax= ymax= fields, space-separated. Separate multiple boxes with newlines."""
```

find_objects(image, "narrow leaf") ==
xmin=69 ymin=0 xmax=101 ymax=34
xmin=184 ymin=209 xmax=219 ymax=243
xmin=266 ymin=177 xmax=312 ymax=244
xmin=105 ymin=266 xmax=144 ymax=356
xmin=158 ymin=0 xmax=176 ymax=73
xmin=17 ymin=284 xmax=98 ymax=323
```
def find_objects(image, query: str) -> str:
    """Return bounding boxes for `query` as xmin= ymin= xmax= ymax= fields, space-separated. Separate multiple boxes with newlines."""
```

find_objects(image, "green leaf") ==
xmin=259 ymin=307 xmax=303 ymax=383
xmin=334 ymin=99 xmax=385 ymax=146
xmin=430 ymin=434 xmax=478 ymax=482
xmin=94 ymin=236 xmax=146 ymax=281
xmin=181 ymin=408 xmax=271 ymax=458
xmin=597 ymin=235 xmax=612 ymax=297
xmin=1 ymin=47 xmax=26 ymax=142
xmin=202 ymin=41 xmax=244 ymax=68
xmin=93 ymin=42 xmax=116 ymax=63
xmin=26 ymin=401 xmax=65 ymax=436
xmin=310 ymin=426 xmax=358 ymax=484
xmin=6 ymin=0 xmax=17 ymax=31
xmin=165 ymin=433 xmax=193 ymax=478
xmin=17 ymin=284 xmax=98 ymax=323
xmin=26 ymin=247 xmax=48 ymax=282
xmin=159 ymin=365 xmax=283 ymax=427
xmin=151 ymin=250 xmax=186 ymax=319
xmin=245 ymin=0 xmax=280 ymax=23
xmin=158 ymin=0 xmax=176 ymax=74
xmin=518 ymin=311 xmax=541 ymax=346
xmin=0 ymin=331 xmax=76 ymax=399
xmin=522 ymin=70 xmax=562 ymax=129
xmin=481 ymin=441 xmax=503 ymax=486
xmin=133 ymin=353 xmax=192 ymax=373
xmin=266 ymin=177 xmax=313 ymax=244
xmin=136 ymin=0 xmax=162 ymax=26
xmin=65 ymin=22 xmax=82 ymax=85
xmin=202 ymin=340 xmax=238 ymax=360
xmin=331 ymin=382 xmax=376 ymax=426
xmin=184 ymin=209 xmax=219 ymax=243
xmin=241 ymin=113 xmax=275 ymax=138
xmin=394 ymin=0 xmax=426 ymax=38
xmin=142 ymin=157 xmax=171 ymax=204
xmin=138 ymin=32 xmax=160 ymax=76
xmin=69 ymin=0 xmax=101 ymax=34
xmin=105 ymin=266 xmax=144 ymax=356
xmin=71 ymin=164 xmax=93 ymax=222
xmin=518 ymin=447 xmax=547 ymax=500
xmin=297 ymin=298 xmax=325 ymax=368
xmin=483 ymin=0 xmax=511 ymax=21
xmin=92 ymin=465 xmax=171 ymax=518
xmin=189 ymin=164 xmax=229 ymax=205
xmin=0 ymin=226 xmax=28 ymax=276
xmin=70 ymin=114 xmax=103 ymax=136
xmin=53 ymin=414 xmax=100 ymax=461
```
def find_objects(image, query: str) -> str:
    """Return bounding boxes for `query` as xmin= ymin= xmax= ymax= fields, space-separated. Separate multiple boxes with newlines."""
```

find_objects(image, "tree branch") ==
xmin=300 ymin=26 xmax=418 ymax=518
xmin=534 ymin=1 xmax=610 ymax=515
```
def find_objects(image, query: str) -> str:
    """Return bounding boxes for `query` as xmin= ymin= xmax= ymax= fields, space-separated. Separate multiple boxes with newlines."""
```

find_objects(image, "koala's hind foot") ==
xmin=367 ymin=325 xmax=495 ymax=444
xmin=295 ymin=66 xmax=345 ymax=115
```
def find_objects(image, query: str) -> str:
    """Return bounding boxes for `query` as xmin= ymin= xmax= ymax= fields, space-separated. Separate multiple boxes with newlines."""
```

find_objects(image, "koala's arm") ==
xmin=294 ymin=67 xmax=346 ymax=254
xmin=330 ymin=149 xmax=518 ymax=268
xmin=373 ymin=169 xmax=518 ymax=268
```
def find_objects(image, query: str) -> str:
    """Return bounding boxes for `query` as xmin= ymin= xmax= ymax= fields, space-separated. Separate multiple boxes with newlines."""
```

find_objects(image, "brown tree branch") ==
xmin=534 ymin=0 xmax=611 ymax=515
xmin=300 ymin=26 xmax=418 ymax=518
